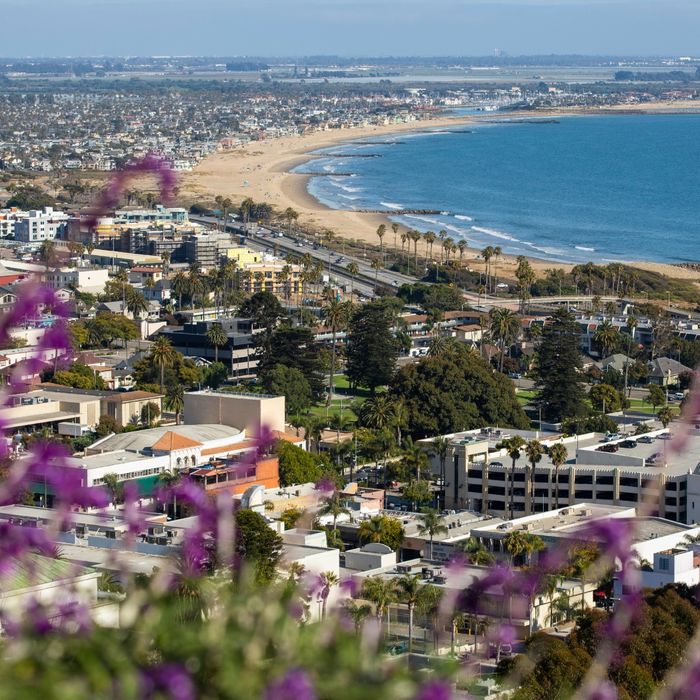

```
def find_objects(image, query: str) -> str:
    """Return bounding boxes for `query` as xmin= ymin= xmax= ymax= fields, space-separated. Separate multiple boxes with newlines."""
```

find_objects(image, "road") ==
xmin=191 ymin=216 xmax=418 ymax=298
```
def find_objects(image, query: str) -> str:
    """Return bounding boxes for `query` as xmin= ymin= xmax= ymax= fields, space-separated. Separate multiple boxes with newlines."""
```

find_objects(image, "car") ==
xmin=335 ymin=256 xmax=344 ymax=263
xmin=600 ymin=433 xmax=621 ymax=443
xmin=673 ymin=392 xmax=685 ymax=401
xmin=508 ymin=372 xmax=523 ymax=379
xmin=647 ymin=452 xmax=661 ymax=464
xmin=658 ymin=432 xmax=674 ymax=440
xmin=620 ymin=440 xmax=637 ymax=449
xmin=638 ymin=435 xmax=655 ymax=443
xmin=597 ymin=444 xmax=619 ymax=453
xmin=490 ymin=461 xmax=504 ymax=467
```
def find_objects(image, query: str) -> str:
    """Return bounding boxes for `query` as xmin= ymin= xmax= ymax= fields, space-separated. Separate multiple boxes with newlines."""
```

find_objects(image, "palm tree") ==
xmin=424 ymin=230 xmax=436 ymax=261
xmin=344 ymin=600 xmax=372 ymax=632
xmin=503 ymin=435 xmax=525 ymax=520
xmin=125 ymin=288 xmax=149 ymax=320
xmin=438 ymin=229 xmax=448 ymax=263
xmin=503 ymin=530 xmax=528 ymax=564
xmin=457 ymin=240 xmax=467 ymax=267
xmin=360 ymin=394 xmax=395 ymax=431
xmin=172 ymin=271 xmax=189 ymax=310
xmin=157 ymin=469 xmax=182 ymax=518
xmin=319 ymin=492 xmax=350 ymax=535
xmin=657 ymin=406 xmax=674 ymax=428
xmin=165 ymin=384 xmax=185 ymax=425
xmin=361 ymin=576 xmax=396 ymax=626
xmin=396 ymin=574 xmax=421 ymax=652
xmin=410 ymin=230 xmax=421 ymax=271
xmin=481 ymin=246 xmax=494 ymax=292
xmin=150 ymin=335 xmax=176 ymax=393
xmin=391 ymin=222 xmax=399 ymax=253
xmin=346 ymin=261 xmax=359 ymax=301
xmin=548 ymin=443 xmax=568 ymax=509
xmin=323 ymin=299 xmax=351 ymax=406
xmin=594 ymin=320 xmax=618 ymax=359
xmin=102 ymin=473 xmax=122 ymax=507
xmin=489 ymin=307 xmax=521 ymax=373
xmin=206 ymin=323 xmax=228 ymax=363
xmin=460 ymin=537 xmax=495 ymax=566
xmin=418 ymin=509 xmax=448 ymax=561
xmin=400 ymin=232 xmax=409 ymax=265
xmin=376 ymin=224 xmax=386 ymax=263
xmin=370 ymin=257 xmax=382 ymax=286
xmin=429 ymin=436 xmax=450 ymax=502
xmin=492 ymin=246 xmax=502 ymax=290
xmin=284 ymin=207 xmax=299 ymax=236
xmin=318 ymin=571 xmax=339 ymax=619
xmin=392 ymin=397 xmax=409 ymax=448
xmin=402 ymin=436 xmax=428 ymax=483
xmin=524 ymin=439 xmax=544 ymax=514
xmin=359 ymin=515 xmax=387 ymax=544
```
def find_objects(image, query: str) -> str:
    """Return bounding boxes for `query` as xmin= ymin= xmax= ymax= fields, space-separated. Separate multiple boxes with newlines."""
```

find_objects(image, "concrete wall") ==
xmin=184 ymin=391 xmax=285 ymax=435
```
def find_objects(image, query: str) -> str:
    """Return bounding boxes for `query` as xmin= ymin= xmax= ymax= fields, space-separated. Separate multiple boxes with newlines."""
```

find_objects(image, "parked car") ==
xmin=647 ymin=452 xmax=661 ymax=464
xmin=620 ymin=440 xmax=637 ymax=449
xmin=658 ymin=432 xmax=674 ymax=440
xmin=508 ymin=372 xmax=522 ymax=379
xmin=598 ymin=444 xmax=619 ymax=453
xmin=673 ymin=392 xmax=685 ymax=401
xmin=638 ymin=435 xmax=655 ymax=444
xmin=601 ymin=432 xmax=621 ymax=443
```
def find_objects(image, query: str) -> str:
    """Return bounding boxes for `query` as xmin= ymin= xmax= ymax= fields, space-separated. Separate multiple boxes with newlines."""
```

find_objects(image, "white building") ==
xmin=14 ymin=207 xmax=71 ymax=243
xmin=44 ymin=267 xmax=110 ymax=294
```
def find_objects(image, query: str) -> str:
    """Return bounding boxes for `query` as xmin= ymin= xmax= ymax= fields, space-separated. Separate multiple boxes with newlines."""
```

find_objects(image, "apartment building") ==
xmin=240 ymin=260 xmax=303 ymax=298
xmin=421 ymin=427 xmax=698 ymax=524
xmin=44 ymin=267 xmax=110 ymax=294
xmin=14 ymin=207 xmax=72 ymax=243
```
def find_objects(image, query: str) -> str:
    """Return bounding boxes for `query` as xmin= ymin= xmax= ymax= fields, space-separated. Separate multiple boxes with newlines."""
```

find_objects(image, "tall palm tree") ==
xmin=376 ymin=224 xmax=386 ymax=263
xmin=322 ymin=299 xmax=351 ymax=406
xmin=206 ymin=323 xmax=228 ymax=363
xmin=172 ymin=271 xmax=189 ymax=310
xmin=502 ymin=435 xmax=525 ymax=519
xmin=165 ymin=384 xmax=185 ymax=425
xmin=102 ymin=473 xmax=122 ymax=507
xmin=284 ymin=207 xmax=299 ymax=236
xmin=524 ymin=439 xmax=543 ymax=514
xmin=370 ymin=257 xmax=382 ymax=286
xmin=410 ymin=230 xmax=421 ymax=271
xmin=402 ymin=436 xmax=428 ymax=483
xmin=400 ymin=232 xmax=409 ymax=266
xmin=489 ymin=307 xmax=521 ymax=373
xmin=151 ymin=335 xmax=176 ymax=392
xmin=418 ymin=509 xmax=448 ymax=561
xmin=503 ymin=529 xmax=528 ymax=564
xmin=481 ymin=246 xmax=494 ymax=292
xmin=361 ymin=576 xmax=396 ymax=626
xmin=318 ymin=571 xmax=339 ymax=619
xmin=391 ymin=222 xmax=399 ymax=253
xmin=396 ymin=574 xmax=421 ymax=652
xmin=391 ymin=397 xmax=408 ymax=448
xmin=344 ymin=600 xmax=372 ymax=632
xmin=157 ymin=469 xmax=182 ymax=518
xmin=345 ymin=261 xmax=359 ymax=301
xmin=438 ymin=229 xmax=448 ymax=263
xmin=358 ymin=515 xmax=385 ymax=545
xmin=549 ymin=443 xmax=568 ymax=510
xmin=429 ymin=436 xmax=450 ymax=506
xmin=492 ymin=246 xmax=502 ymax=290
xmin=424 ymin=230 xmax=436 ymax=261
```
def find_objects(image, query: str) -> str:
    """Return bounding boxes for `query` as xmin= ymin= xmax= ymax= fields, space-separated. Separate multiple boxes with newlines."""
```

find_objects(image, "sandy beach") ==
xmin=182 ymin=107 xmax=700 ymax=283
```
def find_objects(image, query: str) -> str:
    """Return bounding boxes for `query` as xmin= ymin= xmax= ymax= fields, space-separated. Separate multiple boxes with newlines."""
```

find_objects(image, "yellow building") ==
xmin=240 ymin=261 xmax=303 ymax=298
xmin=224 ymin=246 xmax=263 ymax=266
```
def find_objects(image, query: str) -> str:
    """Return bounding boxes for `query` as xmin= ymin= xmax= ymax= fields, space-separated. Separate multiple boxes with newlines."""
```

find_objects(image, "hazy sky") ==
xmin=0 ymin=0 xmax=697 ymax=58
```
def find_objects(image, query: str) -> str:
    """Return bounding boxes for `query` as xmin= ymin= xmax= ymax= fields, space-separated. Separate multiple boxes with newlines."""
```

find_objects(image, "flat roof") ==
xmin=187 ymin=389 xmax=281 ymax=401
xmin=2 ymin=410 xmax=81 ymax=429
xmin=90 ymin=424 xmax=243 ymax=454
xmin=74 ymin=451 xmax=153 ymax=471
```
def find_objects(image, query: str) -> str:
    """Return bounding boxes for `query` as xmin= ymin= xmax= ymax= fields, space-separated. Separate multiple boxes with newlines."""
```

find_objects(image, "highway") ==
xmin=190 ymin=215 xmax=418 ymax=299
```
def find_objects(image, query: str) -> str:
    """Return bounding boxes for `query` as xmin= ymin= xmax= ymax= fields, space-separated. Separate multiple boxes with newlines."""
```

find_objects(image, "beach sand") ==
xmin=181 ymin=110 xmax=700 ymax=283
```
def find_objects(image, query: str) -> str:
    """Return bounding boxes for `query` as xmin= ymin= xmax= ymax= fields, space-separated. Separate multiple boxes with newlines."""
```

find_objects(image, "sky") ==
xmin=0 ymin=0 xmax=697 ymax=58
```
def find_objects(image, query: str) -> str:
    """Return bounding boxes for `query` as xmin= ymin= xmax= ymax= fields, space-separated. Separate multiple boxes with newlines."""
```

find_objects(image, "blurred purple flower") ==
xmin=415 ymin=680 xmax=453 ymax=700
xmin=264 ymin=668 xmax=317 ymax=700
xmin=141 ymin=663 xmax=195 ymax=700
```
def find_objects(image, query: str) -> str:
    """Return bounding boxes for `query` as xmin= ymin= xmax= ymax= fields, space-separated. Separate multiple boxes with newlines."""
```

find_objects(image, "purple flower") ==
xmin=264 ymin=668 xmax=317 ymax=700
xmin=415 ymin=680 xmax=453 ymax=700
xmin=141 ymin=664 xmax=195 ymax=700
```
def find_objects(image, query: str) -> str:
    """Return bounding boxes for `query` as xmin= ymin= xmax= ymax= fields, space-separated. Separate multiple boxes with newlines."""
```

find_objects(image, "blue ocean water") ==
xmin=294 ymin=114 xmax=700 ymax=264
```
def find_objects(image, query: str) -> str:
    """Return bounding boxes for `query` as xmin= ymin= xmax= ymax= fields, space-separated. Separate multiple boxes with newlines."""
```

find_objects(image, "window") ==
xmin=513 ymin=474 xmax=525 ymax=482
xmin=534 ymin=473 xmax=549 ymax=483
xmin=597 ymin=475 xmax=614 ymax=485
xmin=658 ymin=557 xmax=670 ymax=571
xmin=468 ymin=484 xmax=481 ymax=493
xmin=488 ymin=486 xmax=505 ymax=496
xmin=576 ymin=475 xmax=593 ymax=484
xmin=620 ymin=477 xmax=638 ymax=487
xmin=467 ymin=469 xmax=482 ymax=479
xmin=665 ymin=497 xmax=677 ymax=507
xmin=489 ymin=472 xmax=506 ymax=481
xmin=619 ymin=492 xmax=638 ymax=502
xmin=575 ymin=490 xmax=593 ymax=499
xmin=666 ymin=482 xmax=677 ymax=491
xmin=597 ymin=491 xmax=614 ymax=500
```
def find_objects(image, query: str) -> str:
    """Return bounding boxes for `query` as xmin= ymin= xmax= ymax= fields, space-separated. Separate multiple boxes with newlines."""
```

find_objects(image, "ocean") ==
xmin=294 ymin=114 xmax=700 ymax=265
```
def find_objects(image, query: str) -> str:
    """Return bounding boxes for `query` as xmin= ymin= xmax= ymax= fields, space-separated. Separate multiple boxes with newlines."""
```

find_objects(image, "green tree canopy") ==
xmin=275 ymin=441 xmax=323 ymax=487
xmin=262 ymin=363 xmax=312 ymax=418
xmin=346 ymin=302 xmax=398 ymax=392
xmin=234 ymin=509 xmax=283 ymax=585
xmin=536 ymin=307 xmax=587 ymax=422
xmin=389 ymin=343 xmax=529 ymax=438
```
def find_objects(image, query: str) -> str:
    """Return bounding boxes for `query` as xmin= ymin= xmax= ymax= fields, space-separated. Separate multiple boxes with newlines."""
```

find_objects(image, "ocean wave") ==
xmin=470 ymin=226 xmax=520 ymax=243
xmin=339 ymin=194 xmax=360 ymax=201
xmin=455 ymin=215 xmax=474 ymax=222
xmin=575 ymin=245 xmax=596 ymax=252
xmin=337 ymin=184 xmax=362 ymax=193
xmin=380 ymin=202 xmax=403 ymax=210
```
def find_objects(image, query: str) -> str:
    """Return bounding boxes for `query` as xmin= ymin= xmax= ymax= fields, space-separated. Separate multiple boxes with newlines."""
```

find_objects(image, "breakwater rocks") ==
xmin=323 ymin=153 xmax=383 ymax=158
xmin=354 ymin=208 xmax=443 ymax=215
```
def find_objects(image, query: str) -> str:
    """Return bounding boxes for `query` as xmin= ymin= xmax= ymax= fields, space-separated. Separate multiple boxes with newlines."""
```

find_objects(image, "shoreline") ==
xmin=182 ymin=106 xmax=700 ymax=283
